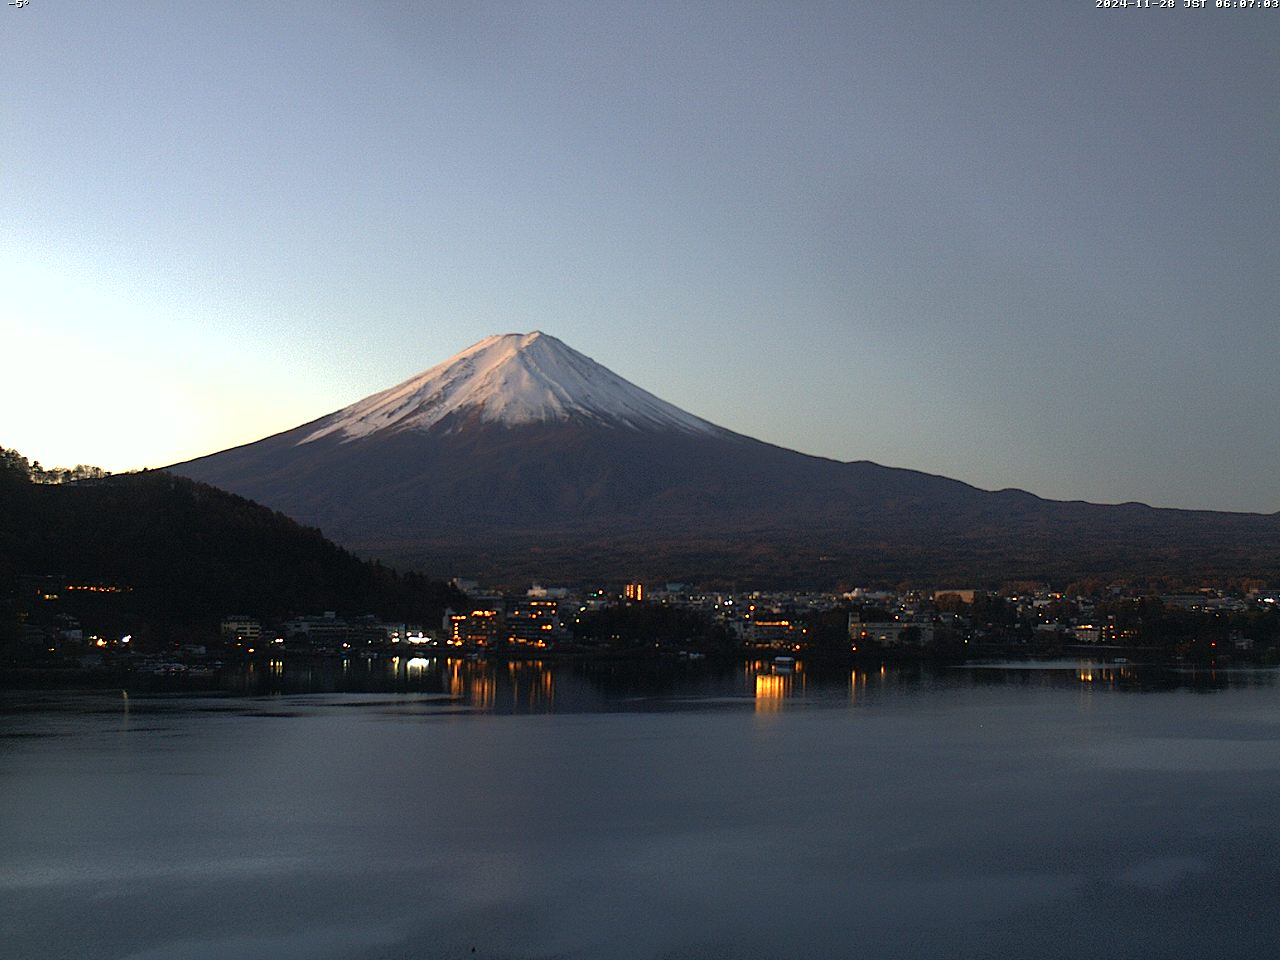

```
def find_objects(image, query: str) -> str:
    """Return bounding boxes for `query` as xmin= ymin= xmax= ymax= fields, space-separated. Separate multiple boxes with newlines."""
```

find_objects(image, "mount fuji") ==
xmin=300 ymin=331 xmax=722 ymax=441
xmin=169 ymin=332 xmax=1280 ymax=586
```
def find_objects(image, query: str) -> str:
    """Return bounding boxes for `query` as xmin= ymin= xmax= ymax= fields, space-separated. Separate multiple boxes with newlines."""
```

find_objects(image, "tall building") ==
xmin=448 ymin=607 xmax=502 ymax=646
xmin=506 ymin=598 xmax=561 ymax=646
xmin=221 ymin=616 xmax=261 ymax=646
xmin=624 ymin=582 xmax=645 ymax=602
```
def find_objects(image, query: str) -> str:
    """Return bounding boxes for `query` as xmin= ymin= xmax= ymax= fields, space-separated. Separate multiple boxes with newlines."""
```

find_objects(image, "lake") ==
xmin=3 ymin=658 xmax=1280 ymax=959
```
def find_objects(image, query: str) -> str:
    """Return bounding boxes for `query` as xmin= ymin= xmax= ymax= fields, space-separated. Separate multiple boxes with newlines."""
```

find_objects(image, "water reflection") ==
xmin=9 ymin=660 xmax=1280 ymax=960
xmin=470 ymin=670 xmax=495 ymax=711
xmin=849 ymin=668 xmax=867 ymax=704
xmin=754 ymin=673 xmax=788 ymax=712
xmin=1076 ymin=661 xmax=1141 ymax=686
xmin=748 ymin=659 xmax=808 ymax=711
xmin=203 ymin=655 xmax=1278 ymax=712
xmin=507 ymin=660 xmax=554 ymax=711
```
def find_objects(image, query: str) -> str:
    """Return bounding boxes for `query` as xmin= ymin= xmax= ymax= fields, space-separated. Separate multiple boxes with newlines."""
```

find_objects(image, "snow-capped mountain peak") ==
xmin=300 ymin=331 xmax=722 ymax=443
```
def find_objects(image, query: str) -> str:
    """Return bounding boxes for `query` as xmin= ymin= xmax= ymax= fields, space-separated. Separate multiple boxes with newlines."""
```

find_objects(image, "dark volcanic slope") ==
xmin=169 ymin=415 xmax=1280 ymax=587
xmin=167 ymin=330 xmax=1280 ymax=587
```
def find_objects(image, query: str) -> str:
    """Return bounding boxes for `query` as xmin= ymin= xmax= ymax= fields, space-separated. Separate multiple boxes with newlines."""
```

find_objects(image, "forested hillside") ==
xmin=0 ymin=447 xmax=462 ymax=643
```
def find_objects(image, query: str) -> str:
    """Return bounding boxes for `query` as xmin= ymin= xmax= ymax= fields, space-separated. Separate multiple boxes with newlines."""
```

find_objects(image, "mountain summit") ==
xmin=302 ymin=331 xmax=721 ymax=443
xmin=169 ymin=332 xmax=1280 ymax=586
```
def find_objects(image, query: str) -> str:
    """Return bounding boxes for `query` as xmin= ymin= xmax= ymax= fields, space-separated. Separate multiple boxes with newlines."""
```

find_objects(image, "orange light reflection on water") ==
xmin=755 ymin=672 xmax=789 ymax=712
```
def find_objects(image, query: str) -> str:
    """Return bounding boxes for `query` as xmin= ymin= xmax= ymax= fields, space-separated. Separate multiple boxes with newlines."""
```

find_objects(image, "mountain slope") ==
xmin=168 ymin=332 xmax=1280 ymax=586
xmin=0 ymin=459 xmax=462 ymax=639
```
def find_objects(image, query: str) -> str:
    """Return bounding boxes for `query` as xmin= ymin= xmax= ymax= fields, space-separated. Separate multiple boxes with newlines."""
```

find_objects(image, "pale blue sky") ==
xmin=3 ymin=2 xmax=1277 ymax=511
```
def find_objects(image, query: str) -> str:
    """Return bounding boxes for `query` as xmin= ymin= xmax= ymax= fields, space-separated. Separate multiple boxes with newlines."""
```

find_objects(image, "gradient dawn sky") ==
xmin=3 ymin=2 xmax=1277 ymax=512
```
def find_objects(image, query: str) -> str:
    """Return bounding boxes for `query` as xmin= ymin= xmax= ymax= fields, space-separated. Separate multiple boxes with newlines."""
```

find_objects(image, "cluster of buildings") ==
xmin=12 ymin=568 xmax=1280 ymax=666
xmin=220 ymin=582 xmax=645 ymax=656
xmin=216 ymin=580 xmax=1280 ymax=659
xmin=5 ymin=574 xmax=134 ymax=658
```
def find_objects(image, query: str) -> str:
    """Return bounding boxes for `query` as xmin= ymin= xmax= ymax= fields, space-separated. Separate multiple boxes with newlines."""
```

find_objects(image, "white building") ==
xmin=849 ymin=615 xmax=935 ymax=648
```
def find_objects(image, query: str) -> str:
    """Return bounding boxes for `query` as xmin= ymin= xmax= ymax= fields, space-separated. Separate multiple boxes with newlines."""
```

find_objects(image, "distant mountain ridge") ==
xmin=168 ymin=332 xmax=1280 ymax=587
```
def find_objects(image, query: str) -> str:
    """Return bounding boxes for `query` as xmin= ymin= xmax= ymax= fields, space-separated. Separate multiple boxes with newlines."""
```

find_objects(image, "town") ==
xmin=10 ymin=573 xmax=1280 ymax=677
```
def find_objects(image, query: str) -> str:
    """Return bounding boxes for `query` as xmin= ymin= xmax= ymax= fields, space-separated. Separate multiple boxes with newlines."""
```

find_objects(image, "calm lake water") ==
xmin=3 ymin=658 xmax=1280 ymax=959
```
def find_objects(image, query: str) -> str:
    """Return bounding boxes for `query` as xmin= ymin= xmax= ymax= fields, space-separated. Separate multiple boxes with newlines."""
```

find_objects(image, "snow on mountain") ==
xmin=300 ymin=331 xmax=723 ymax=444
